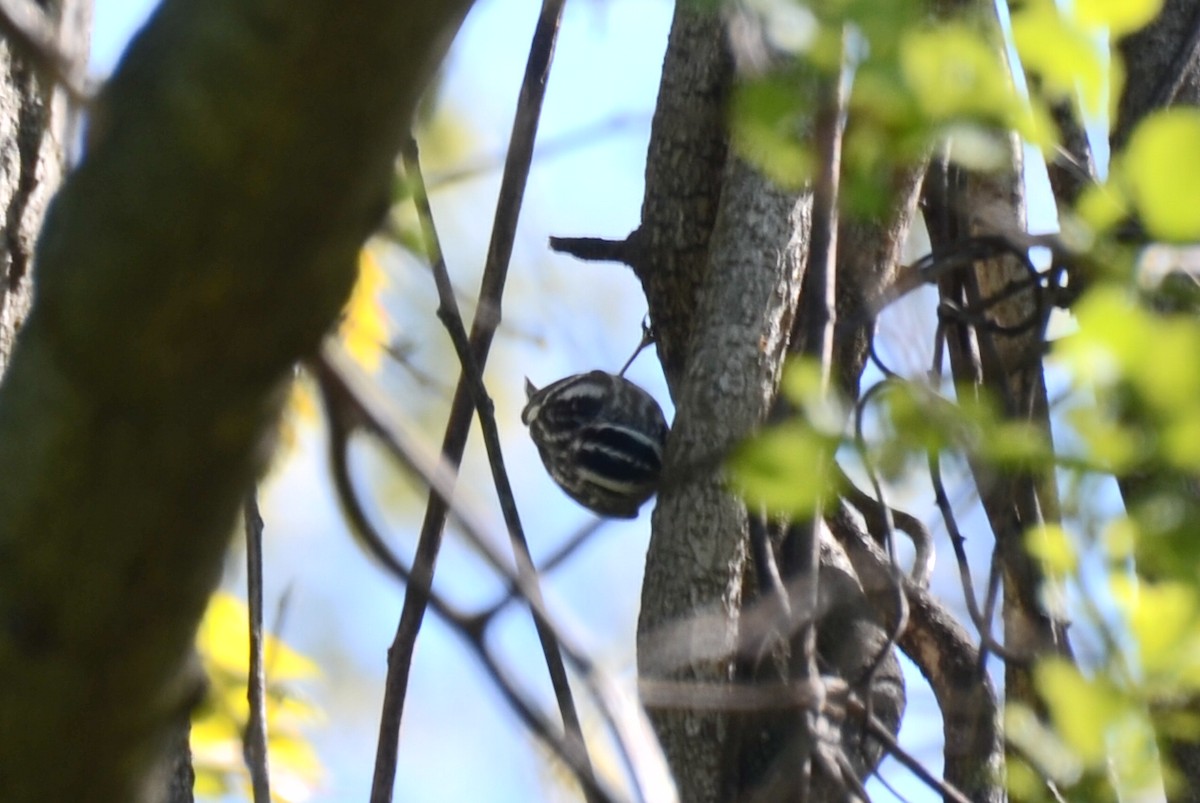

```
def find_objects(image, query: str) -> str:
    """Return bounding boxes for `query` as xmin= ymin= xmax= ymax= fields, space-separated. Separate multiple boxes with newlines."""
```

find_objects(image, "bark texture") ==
xmin=0 ymin=0 xmax=87 ymax=374
xmin=638 ymin=147 xmax=811 ymax=803
xmin=1114 ymin=0 xmax=1200 ymax=148
xmin=633 ymin=5 xmax=911 ymax=800
xmin=0 ymin=1 xmax=473 ymax=800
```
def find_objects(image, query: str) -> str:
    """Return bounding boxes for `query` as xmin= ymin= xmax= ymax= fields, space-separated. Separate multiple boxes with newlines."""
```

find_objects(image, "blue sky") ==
xmin=80 ymin=2 xmax=1026 ymax=801
xmin=90 ymin=1 xmax=684 ymax=800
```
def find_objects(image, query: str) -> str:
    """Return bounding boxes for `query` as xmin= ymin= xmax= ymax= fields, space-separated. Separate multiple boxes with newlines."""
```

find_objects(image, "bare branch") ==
xmin=549 ymin=234 xmax=642 ymax=268
xmin=829 ymin=508 xmax=1005 ymax=803
xmin=242 ymin=491 xmax=271 ymax=803
xmin=314 ymin=343 xmax=678 ymax=803
xmin=400 ymin=135 xmax=597 ymax=797
xmin=374 ymin=3 xmax=567 ymax=799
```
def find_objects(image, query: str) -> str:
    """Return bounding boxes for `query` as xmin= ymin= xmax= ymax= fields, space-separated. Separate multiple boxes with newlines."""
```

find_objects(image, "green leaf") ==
xmin=900 ymin=24 xmax=1014 ymax=123
xmin=730 ymin=421 xmax=837 ymax=517
xmin=1006 ymin=703 xmax=1084 ymax=787
xmin=1035 ymin=657 xmax=1129 ymax=765
xmin=979 ymin=420 xmax=1053 ymax=469
xmin=1012 ymin=4 xmax=1106 ymax=116
xmin=1026 ymin=524 xmax=1078 ymax=576
xmin=1101 ymin=516 xmax=1137 ymax=562
xmin=731 ymin=78 xmax=815 ymax=188
xmin=779 ymin=359 xmax=846 ymax=435
xmin=1066 ymin=405 xmax=1146 ymax=473
xmin=1075 ymin=181 xmax=1130 ymax=234
xmin=1122 ymin=109 xmax=1200 ymax=241
xmin=1112 ymin=576 xmax=1200 ymax=687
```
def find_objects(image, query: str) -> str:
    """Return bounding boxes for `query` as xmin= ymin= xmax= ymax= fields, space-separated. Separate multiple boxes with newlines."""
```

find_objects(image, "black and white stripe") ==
xmin=522 ymin=371 xmax=669 ymax=518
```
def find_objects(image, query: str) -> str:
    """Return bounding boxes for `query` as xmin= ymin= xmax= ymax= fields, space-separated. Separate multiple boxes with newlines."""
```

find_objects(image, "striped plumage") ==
xmin=522 ymin=371 xmax=669 ymax=518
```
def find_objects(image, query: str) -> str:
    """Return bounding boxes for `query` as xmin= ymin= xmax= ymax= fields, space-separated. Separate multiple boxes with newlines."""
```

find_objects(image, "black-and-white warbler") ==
xmin=522 ymin=371 xmax=669 ymax=518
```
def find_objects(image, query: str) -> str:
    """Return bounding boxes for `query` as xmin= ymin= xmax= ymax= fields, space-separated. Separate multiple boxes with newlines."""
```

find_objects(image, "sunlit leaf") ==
xmin=730 ymin=421 xmax=838 ymax=517
xmin=980 ymin=420 xmax=1053 ymax=469
xmin=193 ymin=770 xmax=230 ymax=797
xmin=1075 ymin=0 xmax=1163 ymax=36
xmin=731 ymin=79 xmax=815 ymax=188
xmin=1162 ymin=412 xmax=1200 ymax=471
xmin=878 ymin=382 xmax=966 ymax=454
xmin=1058 ymin=286 xmax=1144 ymax=384
xmin=1026 ymin=524 xmax=1078 ymax=576
xmin=1035 ymin=657 xmax=1129 ymax=764
xmin=193 ymin=592 xmax=324 ymax=801
xmin=198 ymin=593 xmax=319 ymax=681
xmin=339 ymin=247 xmax=391 ymax=373
xmin=1006 ymin=703 xmax=1084 ymax=787
xmin=1076 ymin=181 xmax=1130 ymax=234
xmin=1101 ymin=516 xmax=1137 ymax=562
xmin=1126 ymin=318 xmax=1200 ymax=414
xmin=1122 ymin=109 xmax=1200 ymax=242
xmin=900 ymin=24 xmax=1015 ymax=123
xmin=1012 ymin=4 xmax=1106 ymax=116
xmin=1108 ymin=705 xmax=1165 ymax=798
xmin=779 ymin=359 xmax=846 ymax=435
xmin=275 ymin=376 xmax=319 ymax=462
xmin=267 ymin=733 xmax=324 ymax=802
xmin=1065 ymin=406 xmax=1146 ymax=472
xmin=1112 ymin=576 xmax=1200 ymax=687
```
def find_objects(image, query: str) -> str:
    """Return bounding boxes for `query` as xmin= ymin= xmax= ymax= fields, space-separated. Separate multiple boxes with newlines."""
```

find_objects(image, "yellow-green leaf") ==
xmin=1101 ymin=516 xmax=1137 ymax=562
xmin=1112 ymin=576 xmax=1200 ymax=683
xmin=1123 ymin=109 xmax=1200 ymax=242
xmin=1035 ymin=657 xmax=1128 ymax=764
xmin=729 ymin=422 xmax=836 ymax=517
xmin=1026 ymin=524 xmax=1078 ymax=576
xmin=1005 ymin=702 xmax=1084 ymax=786
xmin=1075 ymin=181 xmax=1130 ymax=235
xmin=901 ymin=24 xmax=1014 ymax=123
xmin=1013 ymin=5 xmax=1106 ymax=116
xmin=1075 ymin=0 xmax=1163 ymax=36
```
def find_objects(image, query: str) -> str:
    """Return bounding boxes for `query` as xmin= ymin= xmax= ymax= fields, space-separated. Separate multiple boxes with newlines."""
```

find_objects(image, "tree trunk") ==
xmin=632 ymin=5 xmax=910 ymax=799
xmin=0 ymin=1 xmax=473 ymax=800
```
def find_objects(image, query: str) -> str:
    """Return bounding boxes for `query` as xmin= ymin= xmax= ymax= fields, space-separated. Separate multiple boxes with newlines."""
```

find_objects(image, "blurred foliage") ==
xmin=339 ymin=248 xmax=392 ymax=374
xmin=195 ymin=0 xmax=1200 ymax=798
xmin=1081 ymin=108 xmax=1200 ymax=242
xmin=721 ymin=0 xmax=1200 ymax=799
xmin=192 ymin=593 xmax=323 ymax=802
xmin=730 ymin=361 xmax=845 ymax=517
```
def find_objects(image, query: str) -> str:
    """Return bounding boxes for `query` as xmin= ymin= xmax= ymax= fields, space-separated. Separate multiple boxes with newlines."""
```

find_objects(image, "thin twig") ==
xmin=850 ymin=382 xmax=910 ymax=695
xmin=400 ymin=136 xmax=598 ymax=795
xmin=242 ymin=491 xmax=271 ymax=803
xmin=314 ymin=345 xmax=676 ymax=803
xmin=782 ymin=31 xmax=849 ymax=795
xmin=426 ymin=112 xmax=649 ymax=190
xmin=483 ymin=518 xmax=606 ymax=617
xmin=927 ymin=322 xmax=1028 ymax=664
xmin=373 ymin=3 xmax=567 ymax=801
xmin=846 ymin=699 xmax=973 ymax=803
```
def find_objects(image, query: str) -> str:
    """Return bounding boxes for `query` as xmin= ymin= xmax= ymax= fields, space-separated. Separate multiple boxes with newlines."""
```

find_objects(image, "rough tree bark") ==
xmin=627 ymin=5 xmax=909 ymax=800
xmin=0 ymin=1 xmax=473 ymax=800
xmin=0 ymin=0 xmax=87 ymax=373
